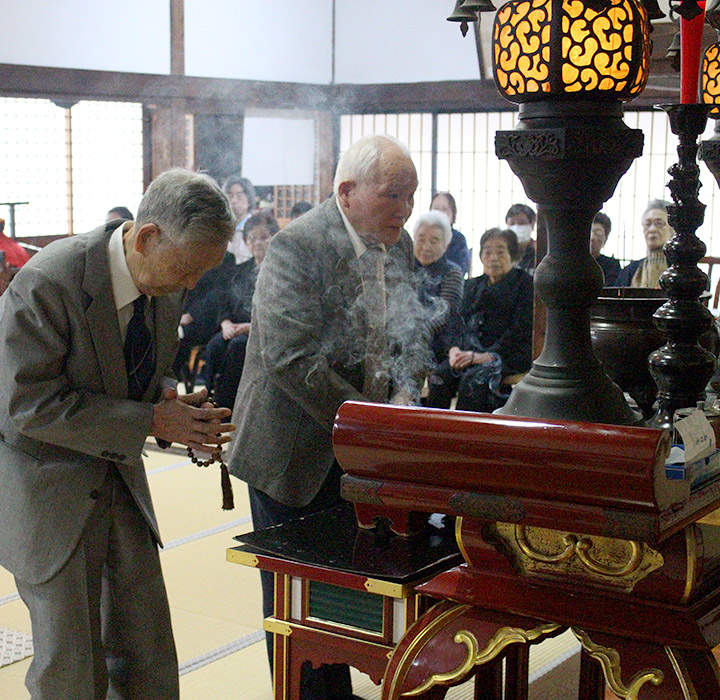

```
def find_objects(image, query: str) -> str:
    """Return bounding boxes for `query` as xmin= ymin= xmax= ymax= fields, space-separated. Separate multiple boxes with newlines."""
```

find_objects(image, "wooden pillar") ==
xmin=148 ymin=99 xmax=188 ymax=179
xmin=170 ymin=0 xmax=184 ymax=76
xmin=316 ymin=110 xmax=339 ymax=202
xmin=144 ymin=0 xmax=186 ymax=182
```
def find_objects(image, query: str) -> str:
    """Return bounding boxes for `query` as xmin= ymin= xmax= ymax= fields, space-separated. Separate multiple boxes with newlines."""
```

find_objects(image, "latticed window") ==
xmin=0 ymin=97 xmax=143 ymax=239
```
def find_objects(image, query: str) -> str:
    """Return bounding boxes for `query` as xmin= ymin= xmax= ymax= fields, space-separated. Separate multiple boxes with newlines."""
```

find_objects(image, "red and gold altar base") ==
xmin=333 ymin=402 xmax=720 ymax=698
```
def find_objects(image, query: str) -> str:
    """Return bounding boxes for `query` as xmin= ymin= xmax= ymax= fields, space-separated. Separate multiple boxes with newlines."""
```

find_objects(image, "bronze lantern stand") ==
xmin=488 ymin=0 xmax=652 ymax=424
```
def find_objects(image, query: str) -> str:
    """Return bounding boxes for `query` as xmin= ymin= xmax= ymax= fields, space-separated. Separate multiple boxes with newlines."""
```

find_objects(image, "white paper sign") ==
xmin=675 ymin=409 xmax=716 ymax=464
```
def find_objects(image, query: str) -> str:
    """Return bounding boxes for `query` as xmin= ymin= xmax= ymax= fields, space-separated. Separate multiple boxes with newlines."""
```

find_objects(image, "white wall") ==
xmin=242 ymin=110 xmax=316 ymax=185
xmin=0 ymin=0 xmax=170 ymax=74
xmin=334 ymin=0 xmax=481 ymax=83
xmin=1 ymin=0 xmax=484 ymax=84
xmin=185 ymin=0 xmax=333 ymax=83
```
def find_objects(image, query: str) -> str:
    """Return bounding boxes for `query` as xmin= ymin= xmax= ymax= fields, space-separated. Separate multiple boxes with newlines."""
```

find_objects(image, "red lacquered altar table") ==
xmin=333 ymin=401 xmax=720 ymax=699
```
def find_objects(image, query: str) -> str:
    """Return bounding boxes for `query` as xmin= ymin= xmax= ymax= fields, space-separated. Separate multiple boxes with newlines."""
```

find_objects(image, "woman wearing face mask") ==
xmin=426 ymin=227 xmax=533 ymax=413
xmin=614 ymin=200 xmax=674 ymax=288
xmin=430 ymin=191 xmax=470 ymax=275
xmin=505 ymin=203 xmax=537 ymax=275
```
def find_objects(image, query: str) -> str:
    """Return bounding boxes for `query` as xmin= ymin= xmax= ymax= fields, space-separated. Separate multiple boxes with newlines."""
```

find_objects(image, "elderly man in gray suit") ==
xmin=228 ymin=134 xmax=430 ymax=699
xmin=0 ymin=169 xmax=236 ymax=700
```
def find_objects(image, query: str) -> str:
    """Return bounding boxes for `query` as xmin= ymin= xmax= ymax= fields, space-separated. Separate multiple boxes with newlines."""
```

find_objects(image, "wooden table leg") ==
xmin=473 ymin=657 xmax=503 ymax=700
xmin=578 ymin=648 xmax=605 ymax=700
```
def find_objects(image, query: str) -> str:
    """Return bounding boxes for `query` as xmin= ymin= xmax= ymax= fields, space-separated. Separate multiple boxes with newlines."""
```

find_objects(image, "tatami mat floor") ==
xmin=3 ymin=441 xmax=720 ymax=699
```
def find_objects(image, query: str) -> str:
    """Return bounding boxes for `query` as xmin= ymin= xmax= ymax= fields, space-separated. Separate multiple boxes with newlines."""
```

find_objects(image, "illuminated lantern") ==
xmin=492 ymin=0 xmax=650 ymax=103
xmin=701 ymin=35 xmax=720 ymax=115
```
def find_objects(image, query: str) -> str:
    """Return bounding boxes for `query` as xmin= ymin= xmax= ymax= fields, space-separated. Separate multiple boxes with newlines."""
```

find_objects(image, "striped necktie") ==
xmin=124 ymin=295 xmax=156 ymax=401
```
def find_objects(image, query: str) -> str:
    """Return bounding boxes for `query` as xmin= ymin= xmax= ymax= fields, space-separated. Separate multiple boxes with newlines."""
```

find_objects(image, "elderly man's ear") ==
xmin=337 ymin=181 xmax=356 ymax=209
xmin=133 ymin=223 xmax=162 ymax=254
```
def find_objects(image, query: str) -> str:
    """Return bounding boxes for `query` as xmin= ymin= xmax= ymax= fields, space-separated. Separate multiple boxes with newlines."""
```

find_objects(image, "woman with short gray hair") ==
xmin=413 ymin=211 xmax=464 ymax=363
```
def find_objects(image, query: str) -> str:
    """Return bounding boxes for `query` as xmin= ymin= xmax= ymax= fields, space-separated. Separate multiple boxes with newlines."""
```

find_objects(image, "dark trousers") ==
xmin=426 ymin=359 xmax=503 ymax=412
xmin=248 ymin=463 xmax=353 ymax=700
xmin=204 ymin=332 xmax=249 ymax=409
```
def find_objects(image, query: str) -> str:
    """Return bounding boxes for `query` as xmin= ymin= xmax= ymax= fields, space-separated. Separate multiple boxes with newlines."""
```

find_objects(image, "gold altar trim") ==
xmin=364 ymin=578 xmax=412 ymax=598
xmin=265 ymin=618 xmax=293 ymax=637
xmin=386 ymin=603 xmax=471 ymax=699
xmin=573 ymin=628 xmax=664 ymax=699
xmin=491 ymin=523 xmax=663 ymax=590
xmin=265 ymin=617 xmax=393 ymax=649
xmin=403 ymin=621 xmax=561 ymax=696
xmin=455 ymin=517 xmax=471 ymax=564
xmin=226 ymin=549 xmax=258 ymax=567
xmin=665 ymin=647 xmax=698 ymax=700
xmin=681 ymin=527 xmax=699 ymax=604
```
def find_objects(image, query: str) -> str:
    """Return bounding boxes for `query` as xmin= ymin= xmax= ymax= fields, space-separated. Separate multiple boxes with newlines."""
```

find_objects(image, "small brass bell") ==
xmin=447 ymin=0 xmax=478 ymax=36
xmin=461 ymin=0 xmax=497 ymax=12
xmin=666 ymin=31 xmax=681 ymax=72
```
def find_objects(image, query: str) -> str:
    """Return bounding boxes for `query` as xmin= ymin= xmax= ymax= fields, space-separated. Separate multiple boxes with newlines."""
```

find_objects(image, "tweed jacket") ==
xmin=0 ymin=223 xmax=182 ymax=584
xmin=227 ymin=196 xmax=426 ymax=507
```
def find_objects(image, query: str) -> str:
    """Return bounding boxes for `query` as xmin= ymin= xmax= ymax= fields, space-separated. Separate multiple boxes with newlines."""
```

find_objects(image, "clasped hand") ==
xmin=221 ymin=319 xmax=251 ymax=340
xmin=448 ymin=346 xmax=492 ymax=370
xmin=151 ymin=388 xmax=235 ymax=452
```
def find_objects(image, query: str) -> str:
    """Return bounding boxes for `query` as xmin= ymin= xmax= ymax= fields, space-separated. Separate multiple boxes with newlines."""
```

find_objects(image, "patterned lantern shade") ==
xmin=492 ymin=0 xmax=651 ymax=102
xmin=702 ymin=42 xmax=720 ymax=116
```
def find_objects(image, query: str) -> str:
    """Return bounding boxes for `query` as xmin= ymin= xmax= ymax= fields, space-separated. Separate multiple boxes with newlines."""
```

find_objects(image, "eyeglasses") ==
xmin=246 ymin=232 xmax=272 ymax=243
xmin=642 ymin=218 xmax=668 ymax=230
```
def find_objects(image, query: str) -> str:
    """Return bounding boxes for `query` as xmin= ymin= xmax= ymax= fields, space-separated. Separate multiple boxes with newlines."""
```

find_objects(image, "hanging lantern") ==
xmin=701 ymin=33 xmax=720 ymax=115
xmin=492 ymin=0 xmax=651 ymax=102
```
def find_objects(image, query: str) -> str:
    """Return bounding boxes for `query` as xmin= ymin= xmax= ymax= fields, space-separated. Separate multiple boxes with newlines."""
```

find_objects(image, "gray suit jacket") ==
xmin=0 ymin=223 xmax=182 ymax=584
xmin=227 ymin=196 xmax=427 ymax=507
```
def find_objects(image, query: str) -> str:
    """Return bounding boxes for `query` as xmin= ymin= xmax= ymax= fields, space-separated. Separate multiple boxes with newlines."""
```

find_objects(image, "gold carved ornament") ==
xmin=492 ymin=0 xmax=650 ymax=101
xmin=386 ymin=601 xmax=561 ymax=698
xmin=573 ymin=628 xmax=664 ymax=699
xmin=491 ymin=523 xmax=664 ymax=590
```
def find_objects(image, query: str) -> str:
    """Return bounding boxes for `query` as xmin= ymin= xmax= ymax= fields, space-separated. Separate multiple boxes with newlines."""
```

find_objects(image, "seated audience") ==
xmin=204 ymin=213 xmax=279 ymax=408
xmin=173 ymin=250 xmax=237 ymax=382
xmin=505 ymin=203 xmax=537 ymax=275
xmin=413 ymin=211 xmax=464 ymax=362
xmin=224 ymin=175 xmax=256 ymax=263
xmin=426 ymin=227 xmax=533 ymax=412
xmin=590 ymin=212 xmax=621 ymax=286
xmin=290 ymin=201 xmax=313 ymax=219
xmin=0 ymin=217 xmax=30 ymax=271
xmin=615 ymin=199 xmax=673 ymax=288
xmin=105 ymin=206 xmax=134 ymax=222
xmin=431 ymin=191 xmax=470 ymax=275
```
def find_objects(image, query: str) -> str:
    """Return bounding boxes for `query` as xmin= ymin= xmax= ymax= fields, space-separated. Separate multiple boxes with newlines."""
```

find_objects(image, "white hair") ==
xmin=643 ymin=199 xmax=670 ymax=218
xmin=333 ymin=134 xmax=412 ymax=194
xmin=413 ymin=211 xmax=452 ymax=246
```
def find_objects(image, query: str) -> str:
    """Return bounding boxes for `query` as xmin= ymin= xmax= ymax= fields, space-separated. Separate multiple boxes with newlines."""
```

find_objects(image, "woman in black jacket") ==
xmin=426 ymin=227 xmax=533 ymax=412
xmin=204 ymin=213 xmax=279 ymax=408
